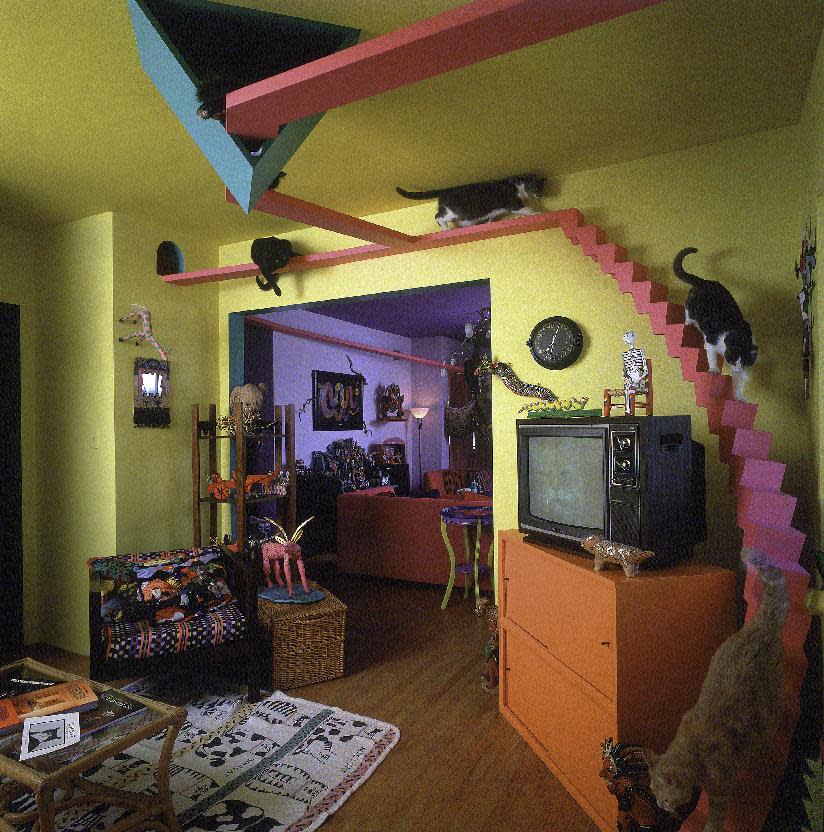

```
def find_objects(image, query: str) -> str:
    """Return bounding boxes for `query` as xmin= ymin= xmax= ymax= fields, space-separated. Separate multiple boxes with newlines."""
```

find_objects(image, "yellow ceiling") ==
xmin=1 ymin=0 xmax=822 ymax=245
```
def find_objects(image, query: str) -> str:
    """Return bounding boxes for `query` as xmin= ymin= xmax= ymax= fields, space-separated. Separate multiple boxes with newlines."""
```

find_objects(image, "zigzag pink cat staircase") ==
xmin=560 ymin=210 xmax=811 ymax=832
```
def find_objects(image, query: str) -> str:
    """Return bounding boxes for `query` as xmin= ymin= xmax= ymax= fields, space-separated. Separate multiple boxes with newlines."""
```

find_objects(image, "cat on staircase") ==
xmin=644 ymin=548 xmax=788 ymax=832
xmin=395 ymin=173 xmax=546 ymax=229
xmin=673 ymin=247 xmax=758 ymax=402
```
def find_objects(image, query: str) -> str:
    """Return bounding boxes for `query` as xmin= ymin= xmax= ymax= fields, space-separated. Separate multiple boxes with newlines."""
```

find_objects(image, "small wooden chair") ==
xmin=603 ymin=360 xmax=653 ymax=417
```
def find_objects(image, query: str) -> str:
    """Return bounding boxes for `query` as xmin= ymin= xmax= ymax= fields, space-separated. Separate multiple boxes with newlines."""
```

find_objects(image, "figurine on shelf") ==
xmin=206 ymin=471 xmax=236 ymax=501
xmin=260 ymin=516 xmax=314 ymax=597
xmin=229 ymin=383 xmax=268 ymax=419
xmin=581 ymin=535 xmax=655 ymax=578
xmin=379 ymin=383 xmax=405 ymax=419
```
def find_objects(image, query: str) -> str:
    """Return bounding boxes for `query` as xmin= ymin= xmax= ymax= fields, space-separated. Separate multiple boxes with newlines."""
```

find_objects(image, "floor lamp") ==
xmin=410 ymin=407 xmax=429 ymax=493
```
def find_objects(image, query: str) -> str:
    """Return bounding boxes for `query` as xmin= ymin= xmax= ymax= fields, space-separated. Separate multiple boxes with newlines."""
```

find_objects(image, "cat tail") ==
xmin=673 ymin=247 xmax=704 ymax=287
xmin=395 ymin=186 xmax=443 ymax=200
xmin=741 ymin=548 xmax=790 ymax=629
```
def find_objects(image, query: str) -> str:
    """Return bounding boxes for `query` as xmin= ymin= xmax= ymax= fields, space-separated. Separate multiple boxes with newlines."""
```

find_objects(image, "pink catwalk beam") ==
xmin=230 ymin=189 xmax=417 ymax=246
xmin=161 ymin=208 xmax=584 ymax=285
xmin=225 ymin=0 xmax=666 ymax=139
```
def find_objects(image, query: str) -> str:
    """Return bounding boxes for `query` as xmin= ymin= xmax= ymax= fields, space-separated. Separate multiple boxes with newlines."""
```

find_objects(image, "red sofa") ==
xmin=336 ymin=490 xmax=493 ymax=586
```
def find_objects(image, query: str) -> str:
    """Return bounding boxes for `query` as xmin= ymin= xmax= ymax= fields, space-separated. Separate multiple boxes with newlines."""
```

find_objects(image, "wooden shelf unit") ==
xmin=192 ymin=403 xmax=296 ymax=552
xmin=497 ymin=530 xmax=736 ymax=832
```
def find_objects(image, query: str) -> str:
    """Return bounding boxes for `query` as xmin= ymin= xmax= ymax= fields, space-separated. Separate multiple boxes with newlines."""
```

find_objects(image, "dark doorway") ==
xmin=0 ymin=302 xmax=23 ymax=659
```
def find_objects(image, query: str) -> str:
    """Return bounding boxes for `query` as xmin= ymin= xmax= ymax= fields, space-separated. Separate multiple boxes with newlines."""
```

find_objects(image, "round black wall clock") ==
xmin=527 ymin=316 xmax=584 ymax=369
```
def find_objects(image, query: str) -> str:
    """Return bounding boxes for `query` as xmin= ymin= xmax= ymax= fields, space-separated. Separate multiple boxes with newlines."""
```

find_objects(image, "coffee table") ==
xmin=0 ymin=658 xmax=186 ymax=832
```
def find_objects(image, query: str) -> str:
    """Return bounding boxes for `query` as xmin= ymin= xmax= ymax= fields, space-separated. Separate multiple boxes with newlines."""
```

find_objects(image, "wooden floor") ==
xmin=30 ymin=567 xmax=600 ymax=832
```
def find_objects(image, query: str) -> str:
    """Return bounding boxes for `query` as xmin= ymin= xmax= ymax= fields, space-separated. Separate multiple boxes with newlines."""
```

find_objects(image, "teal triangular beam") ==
xmin=126 ymin=0 xmax=359 ymax=212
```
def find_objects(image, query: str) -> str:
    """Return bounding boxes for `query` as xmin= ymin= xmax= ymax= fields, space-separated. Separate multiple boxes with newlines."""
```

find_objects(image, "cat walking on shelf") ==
xmin=644 ymin=548 xmax=788 ymax=832
xmin=396 ymin=173 xmax=546 ymax=229
xmin=674 ymin=247 xmax=758 ymax=402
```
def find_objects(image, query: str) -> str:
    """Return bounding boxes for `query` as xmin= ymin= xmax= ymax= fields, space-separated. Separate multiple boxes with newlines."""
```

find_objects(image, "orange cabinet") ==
xmin=498 ymin=530 xmax=736 ymax=832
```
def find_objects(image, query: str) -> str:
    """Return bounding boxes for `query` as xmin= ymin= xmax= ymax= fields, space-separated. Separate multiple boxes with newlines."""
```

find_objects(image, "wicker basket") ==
xmin=257 ymin=581 xmax=346 ymax=689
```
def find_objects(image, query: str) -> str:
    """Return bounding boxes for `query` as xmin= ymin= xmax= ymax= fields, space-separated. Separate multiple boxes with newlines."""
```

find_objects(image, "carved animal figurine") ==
xmin=396 ymin=173 xmax=546 ymax=229
xmin=380 ymin=383 xmax=405 ymax=418
xmin=206 ymin=472 xmax=235 ymax=501
xmin=581 ymin=535 xmax=655 ymax=578
xmin=117 ymin=304 xmax=170 ymax=361
xmin=674 ymin=247 xmax=758 ymax=402
xmin=229 ymin=383 xmax=267 ymax=418
xmin=481 ymin=605 xmax=499 ymax=693
xmin=260 ymin=516 xmax=314 ymax=597
xmin=601 ymin=738 xmax=698 ymax=832
xmin=644 ymin=548 xmax=788 ymax=832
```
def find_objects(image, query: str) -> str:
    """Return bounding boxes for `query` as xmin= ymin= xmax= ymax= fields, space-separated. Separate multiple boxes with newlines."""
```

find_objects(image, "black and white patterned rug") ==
xmin=9 ymin=674 xmax=400 ymax=832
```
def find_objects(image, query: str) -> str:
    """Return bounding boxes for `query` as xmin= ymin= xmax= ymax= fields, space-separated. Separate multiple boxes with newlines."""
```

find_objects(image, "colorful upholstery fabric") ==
xmin=90 ymin=546 xmax=234 ymax=625
xmin=101 ymin=600 xmax=246 ymax=661
xmin=425 ymin=469 xmax=492 ymax=496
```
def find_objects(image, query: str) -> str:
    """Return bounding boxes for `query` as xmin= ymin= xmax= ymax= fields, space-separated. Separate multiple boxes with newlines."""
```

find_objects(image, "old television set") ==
xmin=517 ymin=415 xmax=706 ymax=567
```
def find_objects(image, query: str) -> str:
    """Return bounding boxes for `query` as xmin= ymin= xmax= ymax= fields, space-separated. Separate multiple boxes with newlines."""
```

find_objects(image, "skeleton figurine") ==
xmin=621 ymin=331 xmax=648 ymax=413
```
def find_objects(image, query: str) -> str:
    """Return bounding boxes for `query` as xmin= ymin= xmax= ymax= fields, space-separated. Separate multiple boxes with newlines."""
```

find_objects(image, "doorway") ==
xmin=0 ymin=302 xmax=23 ymax=658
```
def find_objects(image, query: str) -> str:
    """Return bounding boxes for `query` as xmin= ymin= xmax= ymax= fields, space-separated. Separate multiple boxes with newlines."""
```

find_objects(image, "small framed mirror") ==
xmin=133 ymin=357 xmax=170 ymax=427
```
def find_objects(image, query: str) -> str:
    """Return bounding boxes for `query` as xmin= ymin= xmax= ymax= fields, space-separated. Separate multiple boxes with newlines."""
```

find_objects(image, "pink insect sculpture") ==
xmin=260 ymin=516 xmax=314 ymax=597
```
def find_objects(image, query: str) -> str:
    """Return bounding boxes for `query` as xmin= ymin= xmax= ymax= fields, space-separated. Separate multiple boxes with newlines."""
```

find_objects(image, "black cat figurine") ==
xmin=396 ymin=173 xmax=546 ymax=229
xmin=251 ymin=237 xmax=294 ymax=295
xmin=673 ymin=247 xmax=758 ymax=402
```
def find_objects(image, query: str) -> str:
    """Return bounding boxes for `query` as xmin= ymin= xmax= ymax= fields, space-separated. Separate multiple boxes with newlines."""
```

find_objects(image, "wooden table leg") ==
xmin=440 ymin=518 xmax=457 ymax=610
xmin=35 ymin=785 xmax=56 ymax=832
xmin=156 ymin=713 xmax=184 ymax=832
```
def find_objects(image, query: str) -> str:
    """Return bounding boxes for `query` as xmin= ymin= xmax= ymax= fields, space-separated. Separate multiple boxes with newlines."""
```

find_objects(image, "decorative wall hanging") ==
xmin=133 ymin=357 xmax=170 ymax=428
xmin=475 ymin=355 xmax=556 ymax=402
xmin=312 ymin=370 xmax=363 ymax=431
xmin=379 ymin=383 xmax=405 ymax=419
xmin=118 ymin=304 xmax=171 ymax=361
xmin=527 ymin=315 xmax=584 ymax=369
xmin=794 ymin=220 xmax=816 ymax=399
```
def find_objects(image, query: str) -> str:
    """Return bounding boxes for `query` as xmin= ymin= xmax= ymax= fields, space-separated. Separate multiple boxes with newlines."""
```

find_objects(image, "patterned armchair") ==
xmin=88 ymin=545 xmax=260 ymax=701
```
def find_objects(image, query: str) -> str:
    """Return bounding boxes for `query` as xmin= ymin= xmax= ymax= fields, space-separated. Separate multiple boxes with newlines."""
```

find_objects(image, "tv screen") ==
xmin=527 ymin=435 xmax=605 ymax=531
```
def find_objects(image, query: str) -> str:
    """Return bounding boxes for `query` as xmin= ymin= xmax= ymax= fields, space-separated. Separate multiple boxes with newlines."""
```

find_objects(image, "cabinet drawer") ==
xmin=502 ymin=624 xmax=616 ymax=827
xmin=502 ymin=538 xmax=615 ymax=698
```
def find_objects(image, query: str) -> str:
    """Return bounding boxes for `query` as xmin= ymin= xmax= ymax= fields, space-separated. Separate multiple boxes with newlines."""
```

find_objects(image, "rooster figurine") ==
xmin=260 ymin=516 xmax=314 ymax=597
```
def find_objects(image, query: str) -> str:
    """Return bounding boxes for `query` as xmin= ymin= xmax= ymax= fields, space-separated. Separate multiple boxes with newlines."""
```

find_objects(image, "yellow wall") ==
xmin=111 ymin=214 xmax=219 ymax=556
xmin=0 ymin=224 xmax=42 ymax=644
xmin=36 ymin=214 xmax=117 ymax=652
xmin=218 ymin=124 xmax=810 ymax=571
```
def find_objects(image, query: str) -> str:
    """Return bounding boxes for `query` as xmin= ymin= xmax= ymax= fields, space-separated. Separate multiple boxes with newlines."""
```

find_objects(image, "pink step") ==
xmin=705 ymin=398 xmax=726 ymax=433
xmin=628 ymin=279 xmax=668 ymax=313
xmin=575 ymin=224 xmax=605 ymax=255
xmin=721 ymin=399 xmax=758 ymax=429
xmin=721 ymin=427 xmax=772 ymax=462
xmin=558 ymin=208 xmax=585 ymax=241
xmin=680 ymin=347 xmax=710 ymax=382
xmin=730 ymin=457 xmax=786 ymax=493
xmin=611 ymin=260 xmax=648 ymax=290
xmin=737 ymin=488 xmax=797 ymax=530
xmin=740 ymin=523 xmax=805 ymax=563
xmin=595 ymin=242 xmax=626 ymax=271
xmin=693 ymin=372 xmax=732 ymax=408
xmin=648 ymin=301 xmax=684 ymax=335
xmin=665 ymin=322 xmax=703 ymax=356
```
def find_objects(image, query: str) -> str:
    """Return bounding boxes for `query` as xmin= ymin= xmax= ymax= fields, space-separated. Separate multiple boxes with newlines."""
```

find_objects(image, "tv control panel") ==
xmin=610 ymin=429 xmax=639 ymax=488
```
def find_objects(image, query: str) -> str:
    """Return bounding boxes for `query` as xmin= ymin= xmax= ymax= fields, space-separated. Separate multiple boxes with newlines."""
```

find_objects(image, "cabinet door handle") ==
xmin=600 ymin=640 xmax=611 ymax=647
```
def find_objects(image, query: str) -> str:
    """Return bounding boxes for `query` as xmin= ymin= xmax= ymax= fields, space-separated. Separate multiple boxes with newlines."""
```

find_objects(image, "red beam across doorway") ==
xmin=230 ymin=188 xmax=417 ymax=246
xmin=246 ymin=315 xmax=463 ymax=373
xmin=225 ymin=0 xmax=665 ymax=139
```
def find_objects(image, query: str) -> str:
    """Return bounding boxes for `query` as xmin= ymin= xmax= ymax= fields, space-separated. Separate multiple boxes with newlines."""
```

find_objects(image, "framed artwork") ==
xmin=133 ymin=357 xmax=170 ymax=427
xmin=312 ymin=370 xmax=363 ymax=431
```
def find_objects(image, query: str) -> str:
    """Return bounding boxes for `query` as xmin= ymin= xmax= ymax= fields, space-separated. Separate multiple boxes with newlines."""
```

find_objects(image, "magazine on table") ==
xmin=0 ymin=681 xmax=98 ymax=738
xmin=79 ymin=689 xmax=148 ymax=736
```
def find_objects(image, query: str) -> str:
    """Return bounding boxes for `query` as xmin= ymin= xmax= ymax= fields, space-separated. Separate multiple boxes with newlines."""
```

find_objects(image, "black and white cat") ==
xmin=395 ymin=174 xmax=546 ymax=229
xmin=674 ymin=247 xmax=758 ymax=402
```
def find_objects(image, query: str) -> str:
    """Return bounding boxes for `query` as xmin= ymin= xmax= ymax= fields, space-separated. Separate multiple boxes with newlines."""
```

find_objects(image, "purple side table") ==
xmin=439 ymin=504 xmax=494 ymax=610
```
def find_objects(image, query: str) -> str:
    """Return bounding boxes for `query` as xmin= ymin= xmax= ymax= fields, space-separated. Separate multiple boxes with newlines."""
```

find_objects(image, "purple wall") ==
xmin=262 ymin=308 xmax=415 ymax=469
